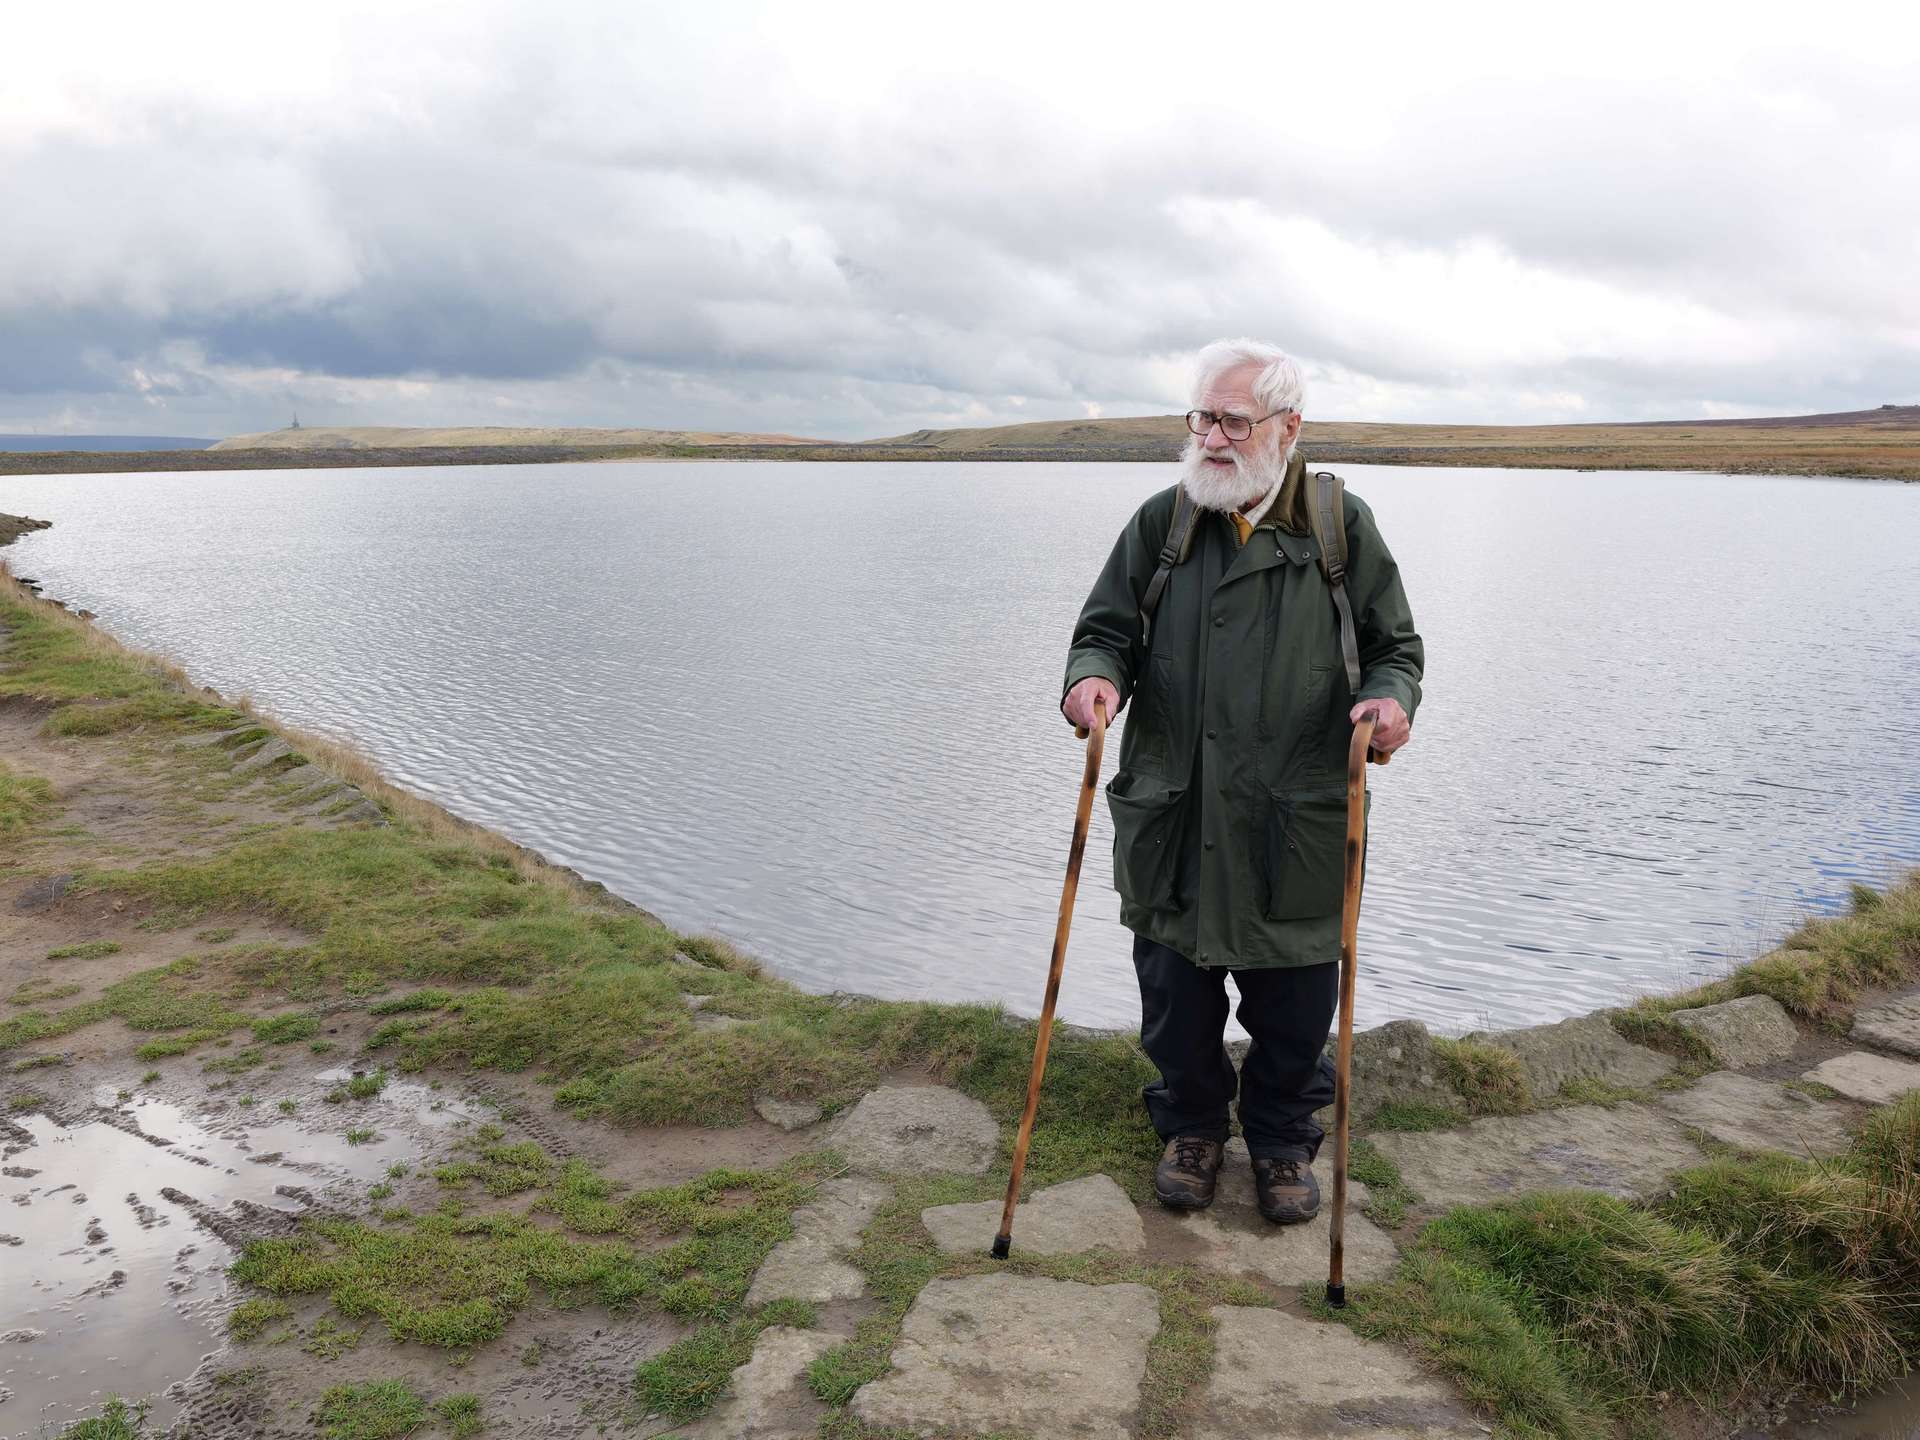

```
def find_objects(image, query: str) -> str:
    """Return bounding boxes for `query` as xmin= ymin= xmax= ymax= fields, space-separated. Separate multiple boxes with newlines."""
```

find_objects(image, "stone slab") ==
xmin=1469 ymin=1012 xmax=1675 ymax=1097
xmin=1669 ymin=995 xmax=1800 ymax=1067
xmin=1175 ymin=1141 xmax=1396 ymax=1286
xmin=922 ymin=1172 xmax=1146 ymax=1256
xmin=850 ymin=1274 xmax=1158 ymax=1439
xmin=828 ymin=1084 xmax=999 ymax=1176
xmin=1369 ymin=1103 xmax=1707 ymax=1207
xmin=1802 ymin=1051 xmax=1920 ymax=1106
xmin=754 ymin=1095 xmax=824 ymax=1131
xmin=687 ymin=1325 xmax=837 ymax=1440
xmin=1193 ymin=1305 xmax=1486 ymax=1440
xmin=745 ymin=1177 xmax=889 ymax=1307
xmin=1852 ymin=995 xmax=1920 ymax=1059
xmin=1657 ymin=1072 xmax=1853 ymax=1158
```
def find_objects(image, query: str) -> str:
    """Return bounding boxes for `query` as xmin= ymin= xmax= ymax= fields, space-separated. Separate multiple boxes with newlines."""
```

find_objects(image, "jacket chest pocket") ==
xmin=1107 ymin=775 xmax=1188 ymax=912
xmin=1262 ymin=786 xmax=1363 ymax=920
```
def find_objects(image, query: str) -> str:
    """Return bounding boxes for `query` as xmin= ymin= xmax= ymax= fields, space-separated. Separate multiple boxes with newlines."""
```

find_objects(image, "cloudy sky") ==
xmin=6 ymin=1 xmax=1918 ymax=439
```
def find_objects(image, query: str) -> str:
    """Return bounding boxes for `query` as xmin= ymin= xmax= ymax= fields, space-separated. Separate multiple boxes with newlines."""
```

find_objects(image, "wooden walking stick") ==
xmin=992 ymin=697 xmax=1108 ymax=1259
xmin=1326 ymin=713 xmax=1381 ymax=1307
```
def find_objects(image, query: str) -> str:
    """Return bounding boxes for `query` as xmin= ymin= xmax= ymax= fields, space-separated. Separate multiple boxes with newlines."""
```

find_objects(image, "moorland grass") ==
xmin=0 ymin=758 xmax=54 ymax=837
xmin=54 ymin=1399 xmax=149 ymax=1439
xmin=236 ymin=1145 xmax=833 ymax=1348
xmin=1336 ymin=1093 xmax=1920 ymax=1438
xmin=313 ymin=1379 xmax=428 ymax=1440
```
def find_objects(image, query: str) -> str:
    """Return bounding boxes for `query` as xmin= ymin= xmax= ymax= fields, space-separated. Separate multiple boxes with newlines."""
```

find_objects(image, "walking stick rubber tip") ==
xmin=990 ymin=1235 xmax=1011 ymax=1260
xmin=1325 ymin=1282 xmax=1346 ymax=1309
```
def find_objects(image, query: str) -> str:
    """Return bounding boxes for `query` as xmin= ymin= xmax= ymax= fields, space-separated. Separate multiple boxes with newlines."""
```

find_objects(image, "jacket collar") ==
xmin=1260 ymin=450 xmax=1312 ymax=537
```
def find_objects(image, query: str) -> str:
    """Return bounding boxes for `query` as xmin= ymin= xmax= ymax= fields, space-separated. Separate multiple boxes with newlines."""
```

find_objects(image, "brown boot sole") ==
xmin=1154 ymin=1183 xmax=1217 ymax=1211
xmin=1257 ymin=1201 xmax=1319 ymax=1225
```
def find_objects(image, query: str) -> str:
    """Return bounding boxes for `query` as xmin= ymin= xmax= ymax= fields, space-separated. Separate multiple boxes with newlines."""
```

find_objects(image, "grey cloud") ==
xmin=3 ymin=8 xmax=1917 ymax=438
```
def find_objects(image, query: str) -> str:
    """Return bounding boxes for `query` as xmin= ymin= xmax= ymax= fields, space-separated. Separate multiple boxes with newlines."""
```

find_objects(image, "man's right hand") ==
xmin=1062 ymin=677 xmax=1120 ymax=732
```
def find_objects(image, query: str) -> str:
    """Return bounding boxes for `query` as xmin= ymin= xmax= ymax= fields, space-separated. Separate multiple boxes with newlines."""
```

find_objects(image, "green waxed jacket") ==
xmin=1062 ymin=453 xmax=1423 ymax=970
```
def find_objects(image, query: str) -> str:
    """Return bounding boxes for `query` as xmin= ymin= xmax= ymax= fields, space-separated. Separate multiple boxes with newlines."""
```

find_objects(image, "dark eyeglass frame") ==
xmin=1185 ymin=408 xmax=1289 ymax=442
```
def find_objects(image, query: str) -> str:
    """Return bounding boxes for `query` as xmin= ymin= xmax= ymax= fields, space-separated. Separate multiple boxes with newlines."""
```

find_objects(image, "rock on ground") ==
xmin=1192 ymin=1305 xmax=1487 ymax=1440
xmin=850 ymin=1274 xmax=1158 ymax=1440
xmin=1468 ymin=1012 xmax=1675 ymax=1097
xmin=1658 ymin=1072 xmax=1854 ymax=1158
xmin=921 ymin=1172 xmax=1145 ymax=1256
xmin=1369 ymin=1103 xmax=1707 ymax=1207
xmin=685 ymin=1325 xmax=837 ymax=1440
xmin=1669 ymin=995 xmax=1800 ymax=1067
xmin=1306 ymin=1019 xmax=1450 ymax=1126
xmin=1801 ymin=1051 xmax=1920 ymax=1106
xmin=828 ymin=1084 xmax=999 ymax=1176
xmin=1174 ymin=1141 xmax=1397 ymax=1286
xmin=753 ymin=1095 xmax=824 ymax=1131
xmin=745 ymin=1177 xmax=890 ymax=1307
xmin=1851 ymin=995 xmax=1920 ymax=1059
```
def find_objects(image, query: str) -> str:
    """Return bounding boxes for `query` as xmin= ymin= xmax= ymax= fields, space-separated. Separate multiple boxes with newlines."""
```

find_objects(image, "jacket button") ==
xmin=1206 ymin=728 xmax=1217 ymax=740
xmin=1213 ymin=616 xmax=1224 ymax=628
xmin=1203 ymin=839 xmax=1215 ymax=851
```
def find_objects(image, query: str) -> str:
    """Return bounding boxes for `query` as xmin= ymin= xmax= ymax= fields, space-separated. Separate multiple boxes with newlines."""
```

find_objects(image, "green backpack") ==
xmin=1137 ymin=470 xmax=1363 ymax=690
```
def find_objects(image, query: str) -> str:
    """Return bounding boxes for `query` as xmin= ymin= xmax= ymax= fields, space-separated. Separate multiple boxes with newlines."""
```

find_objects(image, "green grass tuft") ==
xmin=313 ymin=1379 xmax=427 ymax=1440
xmin=1369 ymin=1099 xmax=1469 ymax=1132
xmin=227 ymin=1296 xmax=292 ymax=1341
xmin=433 ymin=1393 xmax=484 ymax=1438
xmin=1432 ymin=1036 xmax=1532 ymax=1116
xmin=252 ymin=1012 xmax=321 ymax=1044
xmin=55 ymin=1398 xmax=150 ymax=1439
xmin=0 ymin=759 xmax=55 ymax=837
xmin=47 ymin=940 xmax=121 ymax=960
xmin=636 ymin=1300 xmax=815 ymax=1420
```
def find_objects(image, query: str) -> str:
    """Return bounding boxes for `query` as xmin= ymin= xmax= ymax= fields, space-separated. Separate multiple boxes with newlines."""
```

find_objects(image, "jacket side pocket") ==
xmin=1107 ymin=774 xmax=1188 ymax=913
xmin=1262 ymin=786 xmax=1362 ymax=920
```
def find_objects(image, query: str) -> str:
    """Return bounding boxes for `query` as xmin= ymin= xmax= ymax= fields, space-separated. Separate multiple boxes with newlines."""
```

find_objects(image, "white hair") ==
xmin=1190 ymin=337 xmax=1306 ymax=421
xmin=1188 ymin=337 xmax=1306 ymax=468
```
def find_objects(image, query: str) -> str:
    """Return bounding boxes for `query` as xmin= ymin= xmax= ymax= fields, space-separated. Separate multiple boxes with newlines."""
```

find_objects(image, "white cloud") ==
xmin=3 ymin=0 xmax=1917 ymax=436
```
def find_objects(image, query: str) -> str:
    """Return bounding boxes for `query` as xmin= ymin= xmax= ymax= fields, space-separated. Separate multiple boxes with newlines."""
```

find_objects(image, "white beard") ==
xmin=1178 ymin=435 xmax=1287 ymax=514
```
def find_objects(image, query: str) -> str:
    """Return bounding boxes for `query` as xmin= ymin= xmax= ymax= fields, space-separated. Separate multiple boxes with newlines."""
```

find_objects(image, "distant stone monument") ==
xmin=288 ymin=412 xmax=302 ymax=430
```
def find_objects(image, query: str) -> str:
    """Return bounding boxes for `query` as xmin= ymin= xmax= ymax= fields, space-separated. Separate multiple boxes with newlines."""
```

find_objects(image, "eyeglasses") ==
xmin=1185 ymin=408 xmax=1289 ymax=442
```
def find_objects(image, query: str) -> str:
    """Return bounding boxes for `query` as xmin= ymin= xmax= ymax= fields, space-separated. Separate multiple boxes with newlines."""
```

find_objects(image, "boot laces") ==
xmin=1171 ymin=1136 xmax=1215 ymax=1174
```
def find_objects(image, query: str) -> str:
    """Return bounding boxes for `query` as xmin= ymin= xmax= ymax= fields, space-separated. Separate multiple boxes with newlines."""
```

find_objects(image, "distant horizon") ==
xmin=4 ymin=399 xmax=1919 ymax=453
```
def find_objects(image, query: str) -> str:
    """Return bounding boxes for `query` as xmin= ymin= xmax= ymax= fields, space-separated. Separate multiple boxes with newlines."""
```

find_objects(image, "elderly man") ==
xmin=1061 ymin=338 xmax=1423 ymax=1222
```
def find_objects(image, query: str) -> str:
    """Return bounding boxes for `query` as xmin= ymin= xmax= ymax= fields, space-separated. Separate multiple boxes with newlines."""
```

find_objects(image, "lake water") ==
xmin=4 ymin=462 xmax=1916 ymax=1034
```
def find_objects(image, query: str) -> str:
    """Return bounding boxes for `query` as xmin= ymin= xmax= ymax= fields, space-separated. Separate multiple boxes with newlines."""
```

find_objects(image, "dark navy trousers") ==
xmin=1132 ymin=933 xmax=1338 ymax=1160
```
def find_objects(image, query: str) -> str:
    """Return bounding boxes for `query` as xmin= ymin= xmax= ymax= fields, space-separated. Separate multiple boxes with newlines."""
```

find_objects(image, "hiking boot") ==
xmin=1154 ymin=1135 xmax=1224 ymax=1210
xmin=1252 ymin=1150 xmax=1320 ymax=1224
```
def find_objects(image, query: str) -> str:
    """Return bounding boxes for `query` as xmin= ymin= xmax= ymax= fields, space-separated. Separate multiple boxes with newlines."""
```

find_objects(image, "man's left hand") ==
xmin=1350 ymin=698 xmax=1411 ymax=755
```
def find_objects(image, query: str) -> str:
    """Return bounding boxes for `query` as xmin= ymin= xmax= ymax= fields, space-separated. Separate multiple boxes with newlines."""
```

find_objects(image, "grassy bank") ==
xmin=9 ymin=565 xmax=1920 ymax=1438
xmin=1333 ymin=1092 xmax=1920 ymax=1439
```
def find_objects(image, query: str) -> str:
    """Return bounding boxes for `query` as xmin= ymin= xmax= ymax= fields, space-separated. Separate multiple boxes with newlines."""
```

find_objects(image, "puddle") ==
xmin=1777 ymin=1375 xmax=1920 ymax=1440
xmin=0 ymin=1082 xmax=453 ymax=1436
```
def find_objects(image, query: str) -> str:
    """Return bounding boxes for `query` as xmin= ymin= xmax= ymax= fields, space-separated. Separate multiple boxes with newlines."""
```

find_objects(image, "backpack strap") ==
xmin=1138 ymin=486 xmax=1201 ymax=646
xmin=1309 ymin=470 xmax=1363 ymax=691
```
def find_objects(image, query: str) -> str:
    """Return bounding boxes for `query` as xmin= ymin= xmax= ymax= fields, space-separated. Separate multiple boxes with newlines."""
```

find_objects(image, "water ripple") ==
xmin=5 ymin=460 xmax=1916 ymax=1034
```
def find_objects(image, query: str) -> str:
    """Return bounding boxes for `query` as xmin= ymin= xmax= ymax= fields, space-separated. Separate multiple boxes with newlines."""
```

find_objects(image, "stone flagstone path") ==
xmin=691 ymin=983 xmax=1920 ymax=1438
xmin=851 ymin=1274 xmax=1161 ymax=1439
